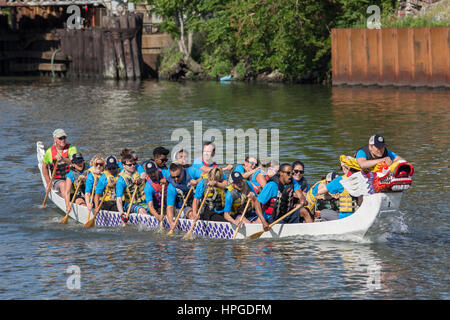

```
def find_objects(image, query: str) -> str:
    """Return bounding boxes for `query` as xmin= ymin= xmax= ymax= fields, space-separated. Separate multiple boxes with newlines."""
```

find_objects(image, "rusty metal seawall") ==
xmin=331 ymin=27 xmax=449 ymax=88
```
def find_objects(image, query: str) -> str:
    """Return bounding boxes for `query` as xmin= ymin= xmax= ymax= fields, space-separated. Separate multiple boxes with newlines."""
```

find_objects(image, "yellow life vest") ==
xmin=225 ymin=184 xmax=250 ymax=216
xmin=102 ymin=170 xmax=119 ymax=202
xmin=204 ymin=186 xmax=227 ymax=212
xmin=338 ymin=176 xmax=357 ymax=213
xmin=119 ymin=170 xmax=146 ymax=204
xmin=305 ymin=179 xmax=326 ymax=213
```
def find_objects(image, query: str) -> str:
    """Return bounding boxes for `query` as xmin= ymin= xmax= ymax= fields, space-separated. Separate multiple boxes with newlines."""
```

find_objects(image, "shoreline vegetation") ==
xmin=140 ymin=0 xmax=449 ymax=83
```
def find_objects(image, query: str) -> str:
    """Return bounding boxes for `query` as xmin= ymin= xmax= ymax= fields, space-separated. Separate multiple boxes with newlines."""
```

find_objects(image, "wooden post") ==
xmin=128 ymin=13 xmax=141 ymax=79
xmin=111 ymin=16 xmax=126 ymax=79
xmin=85 ymin=29 xmax=93 ymax=77
xmin=93 ymin=28 xmax=103 ymax=77
xmin=120 ymin=14 xmax=134 ymax=80
xmin=102 ymin=16 xmax=117 ymax=79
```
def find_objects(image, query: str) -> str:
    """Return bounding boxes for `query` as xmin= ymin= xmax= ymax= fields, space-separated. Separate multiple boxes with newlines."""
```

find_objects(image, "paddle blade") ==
xmin=182 ymin=230 xmax=193 ymax=240
xmin=248 ymin=230 xmax=265 ymax=239
xmin=83 ymin=217 xmax=95 ymax=228
xmin=60 ymin=214 xmax=69 ymax=224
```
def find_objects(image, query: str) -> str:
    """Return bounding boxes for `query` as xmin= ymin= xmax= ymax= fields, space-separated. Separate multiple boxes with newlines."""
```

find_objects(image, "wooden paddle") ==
xmin=122 ymin=184 xmax=138 ymax=227
xmin=84 ymin=191 xmax=107 ymax=228
xmin=42 ymin=159 xmax=59 ymax=207
xmin=247 ymin=205 xmax=302 ymax=239
xmin=167 ymin=185 xmax=194 ymax=236
xmin=86 ymin=176 xmax=98 ymax=222
xmin=232 ymin=197 xmax=252 ymax=239
xmin=60 ymin=177 xmax=81 ymax=224
xmin=158 ymin=183 xmax=166 ymax=231
xmin=182 ymin=187 xmax=211 ymax=240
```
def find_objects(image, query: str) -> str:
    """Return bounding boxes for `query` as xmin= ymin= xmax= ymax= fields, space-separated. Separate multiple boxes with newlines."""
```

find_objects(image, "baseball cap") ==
xmin=326 ymin=172 xmax=339 ymax=183
xmin=106 ymin=155 xmax=118 ymax=169
xmin=369 ymin=134 xmax=386 ymax=148
xmin=231 ymin=171 xmax=244 ymax=184
xmin=53 ymin=128 xmax=67 ymax=138
xmin=71 ymin=153 xmax=84 ymax=164
xmin=145 ymin=161 xmax=158 ymax=174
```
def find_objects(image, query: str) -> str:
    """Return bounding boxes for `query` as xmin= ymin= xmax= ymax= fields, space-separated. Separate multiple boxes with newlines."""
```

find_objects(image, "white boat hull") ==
xmin=37 ymin=141 xmax=403 ymax=240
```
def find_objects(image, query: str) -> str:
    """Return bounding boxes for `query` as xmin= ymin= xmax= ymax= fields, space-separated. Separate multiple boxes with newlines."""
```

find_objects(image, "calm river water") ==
xmin=0 ymin=77 xmax=448 ymax=300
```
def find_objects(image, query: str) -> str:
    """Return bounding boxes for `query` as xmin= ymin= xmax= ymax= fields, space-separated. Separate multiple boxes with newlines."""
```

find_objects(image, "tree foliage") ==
xmin=146 ymin=0 xmax=403 ymax=82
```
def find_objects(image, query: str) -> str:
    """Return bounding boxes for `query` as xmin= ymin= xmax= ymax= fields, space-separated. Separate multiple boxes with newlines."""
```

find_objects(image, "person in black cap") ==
xmin=64 ymin=153 xmax=88 ymax=210
xmin=222 ymin=171 xmax=257 ymax=226
xmin=144 ymin=161 xmax=166 ymax=223
xmin=94 ymin=155 xmax=120 ymax=212
xmin=355 ymin=134 xmax=404 ymax=170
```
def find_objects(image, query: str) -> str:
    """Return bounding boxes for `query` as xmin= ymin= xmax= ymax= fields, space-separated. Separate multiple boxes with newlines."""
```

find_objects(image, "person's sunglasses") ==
xmin=95 ymin=162 xmax=105 ymax=167
xmin=282 ymin=171 xmax=293 ymax=176
xmin=124 ymin=163 xmax=135 ymax=167
xmin=293 ymin=170 xmax=304 ymax=174
xmin=57 ymin=136 xmax=66 ymax=140
xmin=171 ymin=174 xmax=182 ymax=179
xmin=160 ymin=158 xmax=168 ymax=163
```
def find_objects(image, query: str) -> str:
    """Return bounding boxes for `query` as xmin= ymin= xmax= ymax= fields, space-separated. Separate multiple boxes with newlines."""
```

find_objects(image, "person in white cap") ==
xmin=42 ymin=128 xmax=78 ymax=196
xmin=356 ymin=134 xmax=403 ymax=169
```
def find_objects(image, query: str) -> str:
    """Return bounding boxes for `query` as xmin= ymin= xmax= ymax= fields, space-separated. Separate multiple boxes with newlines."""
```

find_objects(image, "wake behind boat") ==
xmin=36 ymin=141 xmax=411 ymax=240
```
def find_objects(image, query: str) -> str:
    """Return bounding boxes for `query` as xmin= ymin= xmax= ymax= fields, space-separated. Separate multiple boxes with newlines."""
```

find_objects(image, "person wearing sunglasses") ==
xmin=253 ymin=163 xmax=312 ymax=231
xmin=230 ymin=156 xmax=260 ymax=181
xmin=64 ymin=153 xmax=88 ymax=210
xmin=118 ymin=148 xmax=145 ymax=178
xmin=94 ymin=155 xmax=120 ymax=212
xmin=84 ymin=154 xmax=105 ymax=214
xmin=116 ymin=154 xmax=148 ymax=221
xmin=150 ymin=146 xmax=171 ymax=180
xmin=292 ymin=161 xmax=310 ymax=193
xmin=165 ymin=163 xmax=203 ymax=231
xmin=42 ymin=128 xmax=78 ymax=197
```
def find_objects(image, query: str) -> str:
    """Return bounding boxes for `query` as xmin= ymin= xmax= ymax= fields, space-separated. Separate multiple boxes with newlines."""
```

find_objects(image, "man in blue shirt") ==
xmin=254 ymin=163 xmax=309 ymax=231
xmin=223 ymin=172 xmax=257 ymax=226
xmin=144 ymin=161 xmax=166 ymax=223
xmin=65 ymin=153 xmax=88 ymax=210
xmin=166 ymin=163 xmax=202 ymax=231
xmin=356 ymin=134 xmax=404 ymax=170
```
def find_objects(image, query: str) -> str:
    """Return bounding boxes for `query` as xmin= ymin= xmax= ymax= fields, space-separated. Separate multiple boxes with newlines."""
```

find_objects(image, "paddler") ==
xmin=231 ymin=156 xmax=260 ymax=180
xmin=94 ymin=155 xmax=120 ymax=211
xmin=42 ymin=128 xmax=78 ymax=196
xmin=192 ymin=141 xmax=233 ymax=176
xmin=165 ymin=163 xmax=202 ymax=231
xmin=304 ymin=172 xmax=340 ymax=221
xmin=356 ymin=134 xmax=404 ymax=170
xmin=191 ymin=167 xmax=228 ymax=222
xmin=65 ymin=153 xmax=88 ymax=209
xmin=253 ymin=163 xmax=310 ymax=230
xmin=310 ymin=157 xmax=361 ymax=221
xmin=144 ymin=161 xmax=166 ymax=223
xmin=223 ymin=171 xmax=257 ymax=226
xmin=85 ymin=154 xmax=105 ymax=213
xmin=116 ymin=154 xmax=148 ymax=222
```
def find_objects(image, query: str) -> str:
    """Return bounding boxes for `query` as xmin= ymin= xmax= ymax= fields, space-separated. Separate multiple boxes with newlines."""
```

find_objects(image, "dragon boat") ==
xmin=36 ymin=141 xmax=413 ymax=240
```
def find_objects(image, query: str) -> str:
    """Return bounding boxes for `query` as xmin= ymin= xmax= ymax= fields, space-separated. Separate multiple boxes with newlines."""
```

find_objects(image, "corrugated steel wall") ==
xmin=331 ymin=27 xmax=449 ymax=88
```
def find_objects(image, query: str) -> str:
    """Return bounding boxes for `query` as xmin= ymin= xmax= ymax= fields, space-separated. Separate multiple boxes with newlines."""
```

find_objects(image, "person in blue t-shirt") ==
xmin=223 ymin=172 xmax=257 ymax=226
xmin=355 ymin=134 xmax=404 ymax=170
xmin=192 ymin=167 xmax=228 ymax=222
xmin=231 ymin=156 xmax=260 ymax=180
xmin=254 ymin=163 xmax=309 ymax=231
xmin=292 ymin=160 xmax=310 ymax=193
xmin=84 ymin=155 xmax=105 ymax=214
xmin=313 ymin=161 xmax=361 ymax=221
xmin=64 ymin=153 xmax=88 ymax=211
xmin=166 ymin=163 xmax=202 ymax=231
xmin=143 ymin=161 xmax=166 ymax=223
xmin=94 ymin=155 xmax=120 ymax=212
